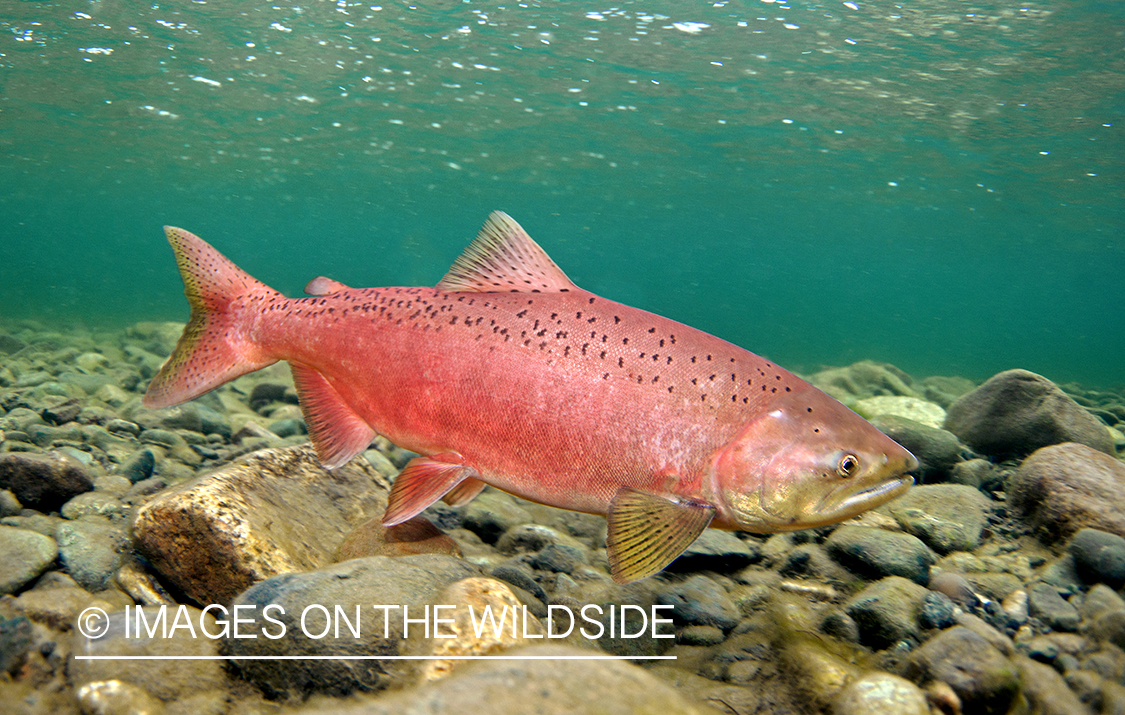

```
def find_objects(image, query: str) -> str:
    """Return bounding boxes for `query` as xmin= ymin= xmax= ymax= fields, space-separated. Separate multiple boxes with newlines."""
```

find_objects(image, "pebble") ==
xmin=904 ymin=626 xmax=1020 ymax=715
xmin=854 ymin=395 xmax=947 ymax=428
xmin=459 ymin=490 xmax=533 ymax=543
xmin=944 ymin=369 xmax=1114 ymax=459
xmin=806 ymin=360 xmax=919 ymax=402
xmin=832 ymin=671 xmax=931 ymax=715
xmin=61 ymin=492 xmax=127 ymax=520
xmin=132 ymin=443 xmax=391 ymax=604
xmin=666 ymin=529 xmax=760 ymax=574
xmin=0 ymin=451 xmax=94 ymax=512
xmin=656 ymin=575 xmax=741 ymax=631
xmin=1012 ymin=655 xmax=1090 ymax=715
xmin=1027 ymin=582 xmax=1080 ymax=632
xmin=0 ymin=489 xmax=22 ymax=517
xmin=56 ymin=517 xmax=129 ymax=591
xmin=1009 ymin=442 xmax=1125 ymax=541
xmin=1068 ymin=528 xmax=1125 ymax=588
xmin=76 ymin=679 xmax=167 ymax=715
xmin=918 ymin=591 xmax=957 ymax=630
xmin=870 ymin=415 xmax=963 ymax=481
xmin=844 ymin=576 xmax=929 ymax=649
xmin=224 ymin=554 xmax=480 ymax=697
xmin=0 ymin=616 xmax=34 ymax=674
xmin=0 ymin=525 xmax=58 ymax=594
xmin=113 ymin=449 xmax=155 ymax=484
xmin=824 ymin=525 xmax=936 ymax=585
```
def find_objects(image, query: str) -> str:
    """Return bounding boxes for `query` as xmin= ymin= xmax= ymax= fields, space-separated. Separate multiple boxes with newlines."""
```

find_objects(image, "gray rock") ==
xmin=1027 ymin=582 xmax=1079 ymax=632
xmin=1010 ymin=442 xmax=1125 ymax=541
xmin=459 ymin=490 xmax=533 ymax=543
xmin=919 ymin=591 xmax=957 ymax=630
xmin=884 ymin=484 xmax=992 ymax=554
xmin=1012 ymin=654 xmax=1090 ymax=715
xmin=1068 ymin=528 xmax=1125 ymax=589
xmin=920 ymin=375 xmax=977 ymax=408
xmin=656 ymin=575 xmax=740 ymax=631
xmin=1078 ymin=584 xmax=1125 ymax=650
xmin=489 ymin=564 xmax=548 ymax=604
xmin=870 ymin=415 xmax=962 ymax=481
xmin=133 ymin=444 xmax=391 ymax=605
xmin=0 ymin=525 xmax=58 ymax=594
xmin=904 ymin=626 xmax=1019 ymax=715
xmin=805 ymin=360 xmax=919 ymax=402
xmin=268 ymin=418 xmax=306 ymax=437
xmin=944 ymin=369 xmax=1114 ymax=459
xmin=56 ymin=517 xmax=129 ymax=591
xmin=60 ymin=491 xmax=127 ymax=520
xmin=832 ymin=671 xmax=931 ymax=715
xmin=290 ymin=644 xmax=703 ymax=715
xmin=530 ymin=544 xmax=586 ymax=574
xmin=0 ymin=451 xmax=94 ymax=512
xmin=224 ymin=555 xmax=479 ymax=697
xmin=114 ymin=448 xmax=155 ymax=484
xmin=0 ymin=616 xmax=33 ymax=675
xmin=949 ymin=458 xmax=1001 ymax=491
xmin=844 ymin=576 xmax=929 ymax=650
xmin=677 ymin=624 xmax=726 ymax=646
xmin=71 ymin=607 xmax=228 ymax=700
xmin=667 ymin=529 xmax=760 ymax=574
xmin=824 ymin=525 xmax=936 ymax=584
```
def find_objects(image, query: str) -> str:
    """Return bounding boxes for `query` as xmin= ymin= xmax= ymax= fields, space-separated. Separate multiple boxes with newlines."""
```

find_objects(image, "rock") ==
xmin=944 ymin=369 xmax=1114 ymax=459
xmin=268 ymin=418 xmax=305 ymax=438
xmin=677 ymin=624 xmax=726 ymax=646
xmin=904 ymin=626 xmax=1019 ymax=715
xmin=824 ymin=525 xmax=936 ymax=585
xmin=0 ymin=616 xmax=34 ymax=674
xmin=1013 ymin=655 xmax=1089 ymax=715
xmin=56 ymin=517 xmax=129 ymax=591
xmin=291 ymin=644 xmax=705 ymax=715
xmin=223 ymin=554 xmax=479 ymax=697
xmin=918 ymin=591 xmax=957 ymax=630
xmin=655 ymin=575 xmax=740 ymax=631
xmin=832 ymin=671 xmax=931 ymax=715
xmin=113 ymin=449 xmax=155 ymax=484
xmin=870 ymin=416 xmax=962 ymax=482
xmin=76 ymin=680 xmax=166 ymax=715
xmin=60 ymin=492 xmax=127 ymax=520
xmin=949 ymin=458 xmax=1001 ymax=491
xmin=41 ymin=398 xmax=81 ymax=425
xmin=335 ymin=516 xmax=462 ymax=561
xmin=1068 ymin=528 xmax=1125 ymax=588
xmin=0 ymin=489 xmax=21 ymax=517
xmin=1077 ymin=584 xmax=1125 ymax=649
xmin=844 ymin=576 xmax=929 ymax=650
xmin=0 ymin=451 xmax=94 ymax=512
xmin=11 ymin=584 xmax=105 ymax=630
xmin=529 ymin=544 xmax=586 ymax=574
xmin=1009 ymin=443 xmax=1125 ymax=541
xmin=459 ymin=490 xmax=533 ymax=543
xmin=0 ymin=513 xmax=64 ymax=539
xmin=133 ymin=444 xmax=391 ymax=605
xmin=854 ymin=396 xmax=947 ymax=429
xmin=805 ymin=360 xmax=919 ymax=402
xmin=666 ymin=530 xmax=760 ymax=574
xmin=883 ymin=484 xmax=992 ymax=554
xmin=0 ymin=525 xmax=58 ymax=594
xmin=71 ymin=607 xmax=228 ymax=700
xmin=920 ymin=375 xmax=977 ymax=408
xmin=929 ymin=571 xmax=980 ymax=606
xmin=418 ymin=577 xmax=547 ymax=682
xmin=1027 ymin=582 xmax=1079 ymax=632
xmin=489 ymin=564 xmax=548 ymax=605
xmin=248 ymin=382 xmax=292 ymax=411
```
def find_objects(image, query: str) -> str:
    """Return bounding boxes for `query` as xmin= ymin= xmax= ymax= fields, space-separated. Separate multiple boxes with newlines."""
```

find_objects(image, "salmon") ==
xmin=144 ymin=212 xmax=917 ymax=583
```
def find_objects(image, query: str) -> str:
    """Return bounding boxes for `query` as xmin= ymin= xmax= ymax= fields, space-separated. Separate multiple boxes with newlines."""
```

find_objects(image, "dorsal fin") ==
xmin=437 ymin=211 xmax=577 ymax=293
xmin=304 ymin=276 xmax=351 ymax=296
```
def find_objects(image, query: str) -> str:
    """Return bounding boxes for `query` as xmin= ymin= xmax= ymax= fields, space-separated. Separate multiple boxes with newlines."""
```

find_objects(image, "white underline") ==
xmin=73 ymin=655 xmax=677 ymax=660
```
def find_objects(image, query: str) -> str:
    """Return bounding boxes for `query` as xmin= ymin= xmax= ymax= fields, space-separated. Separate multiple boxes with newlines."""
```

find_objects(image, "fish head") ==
xmin=711 ymin=388 xmax=917 ymax=532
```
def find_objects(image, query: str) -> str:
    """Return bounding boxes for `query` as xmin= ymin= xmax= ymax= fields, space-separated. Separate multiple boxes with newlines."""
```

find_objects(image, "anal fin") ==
xmin=384 ymin=452 xmax=478 ymax=526
xmin=442 ymin=477 xmax=487 ymax=506
xmin=606 ymin=488 xmax=715 ymax=584
xmin=289 ymin=363 xmax=376 ymax=469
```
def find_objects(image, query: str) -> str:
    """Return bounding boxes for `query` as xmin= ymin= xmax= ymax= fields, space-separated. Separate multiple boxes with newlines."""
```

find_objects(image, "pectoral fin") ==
xmin=606 ymin=488 xmax=715 ymax=584
xmin=383 ymin=452 xmax=479 ymax=526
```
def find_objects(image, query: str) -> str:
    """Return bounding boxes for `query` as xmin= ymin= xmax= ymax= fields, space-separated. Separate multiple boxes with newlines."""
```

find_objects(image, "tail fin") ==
xmin=143 ymin=226 xmax=278 ymax=408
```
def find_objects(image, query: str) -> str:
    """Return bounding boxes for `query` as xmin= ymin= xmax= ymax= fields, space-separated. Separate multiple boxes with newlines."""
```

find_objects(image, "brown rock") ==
xmin=336 ymin=516 xmax=462 ymax=562
xmin=0 ymin=451 xmax=93 ymax=512
xmin=944 ymin=369 xmax=1114 ymax=459
xmin=1010 ymin=442 xmax=1125 ymax=541
xmin=132 ymin=444 xmax=391 ymax=605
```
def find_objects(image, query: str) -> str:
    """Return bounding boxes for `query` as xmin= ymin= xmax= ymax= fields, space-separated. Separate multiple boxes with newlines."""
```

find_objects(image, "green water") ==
xmin=1 ymin=0 xmax=1122 ymax=386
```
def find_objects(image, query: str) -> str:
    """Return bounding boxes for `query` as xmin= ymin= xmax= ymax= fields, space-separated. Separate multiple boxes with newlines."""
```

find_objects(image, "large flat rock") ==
xmin=133 ymin=444 xmax=392 ymax=605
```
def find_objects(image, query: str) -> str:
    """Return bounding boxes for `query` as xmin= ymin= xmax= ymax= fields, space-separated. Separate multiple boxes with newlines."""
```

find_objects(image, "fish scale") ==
xmin=145 ymin=211 xmax=917 ymax=583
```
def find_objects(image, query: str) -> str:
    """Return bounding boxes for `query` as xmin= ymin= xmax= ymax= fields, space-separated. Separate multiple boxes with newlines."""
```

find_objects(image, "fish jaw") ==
xmin=710 ymin=387 xmax=917 ymax=532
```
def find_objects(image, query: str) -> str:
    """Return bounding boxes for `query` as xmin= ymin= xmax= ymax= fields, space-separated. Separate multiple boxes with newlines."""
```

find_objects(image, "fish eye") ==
xmin=837 ymin=454 xmax=860 ymax=478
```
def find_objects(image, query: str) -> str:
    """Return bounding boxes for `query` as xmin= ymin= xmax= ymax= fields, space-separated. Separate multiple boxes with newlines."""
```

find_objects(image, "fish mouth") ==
xmin=820 ymin=474 xmax=914 ymax=518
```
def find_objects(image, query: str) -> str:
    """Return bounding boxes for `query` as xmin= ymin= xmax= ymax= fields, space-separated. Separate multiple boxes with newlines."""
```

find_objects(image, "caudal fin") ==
xmin=143 ymin=226 xmax=278 ymax=408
